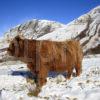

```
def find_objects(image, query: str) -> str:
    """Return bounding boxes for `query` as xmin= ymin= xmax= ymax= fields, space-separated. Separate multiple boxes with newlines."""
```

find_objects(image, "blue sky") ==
xmin=0 ymin=0 xmax=100 ymax=36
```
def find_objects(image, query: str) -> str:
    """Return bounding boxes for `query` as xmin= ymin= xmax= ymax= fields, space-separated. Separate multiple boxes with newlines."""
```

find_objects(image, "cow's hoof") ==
xmin=27 ymin=92 xmax=36 ymax=97
xmin=27 ymin=88 xmax=41 ymax=97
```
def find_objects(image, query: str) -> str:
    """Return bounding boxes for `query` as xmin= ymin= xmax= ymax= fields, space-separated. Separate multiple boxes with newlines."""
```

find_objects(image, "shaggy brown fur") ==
xmin=7 ymin=36 xmax=83 ymax=96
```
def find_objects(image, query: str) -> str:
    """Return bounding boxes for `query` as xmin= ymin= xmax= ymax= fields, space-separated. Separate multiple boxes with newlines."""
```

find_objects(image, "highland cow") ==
xmin=7 ymin=36 xmax=83 ymax=95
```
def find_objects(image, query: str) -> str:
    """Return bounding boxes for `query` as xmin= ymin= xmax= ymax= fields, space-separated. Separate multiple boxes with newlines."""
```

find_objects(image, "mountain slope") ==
xmin=38 ymin=6 xmax=100 ymax=55
xmin=4 ymin=19 xmax=65 ymax=40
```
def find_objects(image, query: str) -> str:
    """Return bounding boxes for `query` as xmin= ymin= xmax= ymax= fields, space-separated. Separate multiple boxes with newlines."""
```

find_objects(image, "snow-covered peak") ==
xmin=89 ymin=6 xmax=100 ymax=15
xmin=4 ymin=19 xmax=65 ymax=41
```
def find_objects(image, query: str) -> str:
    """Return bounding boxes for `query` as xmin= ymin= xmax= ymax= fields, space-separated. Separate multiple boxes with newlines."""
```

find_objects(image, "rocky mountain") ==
xmin=4 ymin=19 xmax=65 ymax=40
xmin=75 ymin=6 xmax=100 ymax=55
xmin=38 ymin=6 xmax=100 ymax=55
xmin=2 ymin=6 xmax=100 ymax=56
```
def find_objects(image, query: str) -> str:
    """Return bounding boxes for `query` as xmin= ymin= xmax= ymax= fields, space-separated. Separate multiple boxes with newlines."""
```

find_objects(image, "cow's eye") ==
xmin=12 ymin=43 xmax=14 ymax=46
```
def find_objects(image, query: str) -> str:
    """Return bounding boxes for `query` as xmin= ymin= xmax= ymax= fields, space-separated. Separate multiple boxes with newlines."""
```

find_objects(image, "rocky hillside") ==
xmin=2 ymin=6 xmax=100 ymax=55
xmin=38 ymin=6 xmax=100 ymax=55
xmin=4 ymin=20 xmax=65 ymax=40
xmin=75 ymin=6 xmax=100 ymax=55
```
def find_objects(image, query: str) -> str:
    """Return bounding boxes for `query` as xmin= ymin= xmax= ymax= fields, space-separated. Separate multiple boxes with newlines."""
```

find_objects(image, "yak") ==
xmin=7 ymin=36 xmax=83 ymax=96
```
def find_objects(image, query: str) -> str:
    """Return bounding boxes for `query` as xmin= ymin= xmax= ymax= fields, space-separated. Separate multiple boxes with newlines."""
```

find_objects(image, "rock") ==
xmin=4 ymin=19 xmax=65 ymax=41
xmin=38 ymin=6 xmax=100 ymax=55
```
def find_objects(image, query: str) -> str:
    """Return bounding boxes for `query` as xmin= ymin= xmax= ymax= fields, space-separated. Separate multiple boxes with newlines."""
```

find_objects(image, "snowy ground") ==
xmin=0 ymin=56 xmax=100 ymax=100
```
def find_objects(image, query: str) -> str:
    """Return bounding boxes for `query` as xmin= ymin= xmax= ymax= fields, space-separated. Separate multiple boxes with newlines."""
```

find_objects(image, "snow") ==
xmin=37 ymin=27 xmax=75 ymax=41
xmin=4 ymin=19 xmax=65 ymax=40
xmin=38 ymin=6 xmax=100 ymax=54
xmin=37 ymin=23 xmax=86 ymax=41
xmin=0 ymin=56 xmax=100 ymax=100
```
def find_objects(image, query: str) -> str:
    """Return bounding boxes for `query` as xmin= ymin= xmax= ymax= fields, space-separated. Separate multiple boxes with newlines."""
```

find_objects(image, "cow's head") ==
xmin=7 ymin=36 xmax=24 ymax=57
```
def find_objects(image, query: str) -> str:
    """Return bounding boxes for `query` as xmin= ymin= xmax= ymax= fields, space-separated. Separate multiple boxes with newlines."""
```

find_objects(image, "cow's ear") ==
xmin=15 ymin=35 xmax=21 ymax=41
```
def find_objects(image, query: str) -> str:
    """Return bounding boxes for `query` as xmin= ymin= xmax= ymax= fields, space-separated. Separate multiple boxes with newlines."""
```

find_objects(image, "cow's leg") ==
xmin=33 ymin=78 xmax=47 ymax=96
xmin=37 ymin=65 xmax=48 ymax=85
xmin=75 ymin=62 xmax=82 ymax=76
xmin=27 ymin=63 xmax=35 ymax=75
xmin=26 ymin=63 xmax=37 ymax=96
xmin=36 ymin=77 xmax=47 ymax=88
xmin=34 ymin=66 xmax=48 ymax=96
xmin=67 ymin=67 xmax=73 ymax=79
